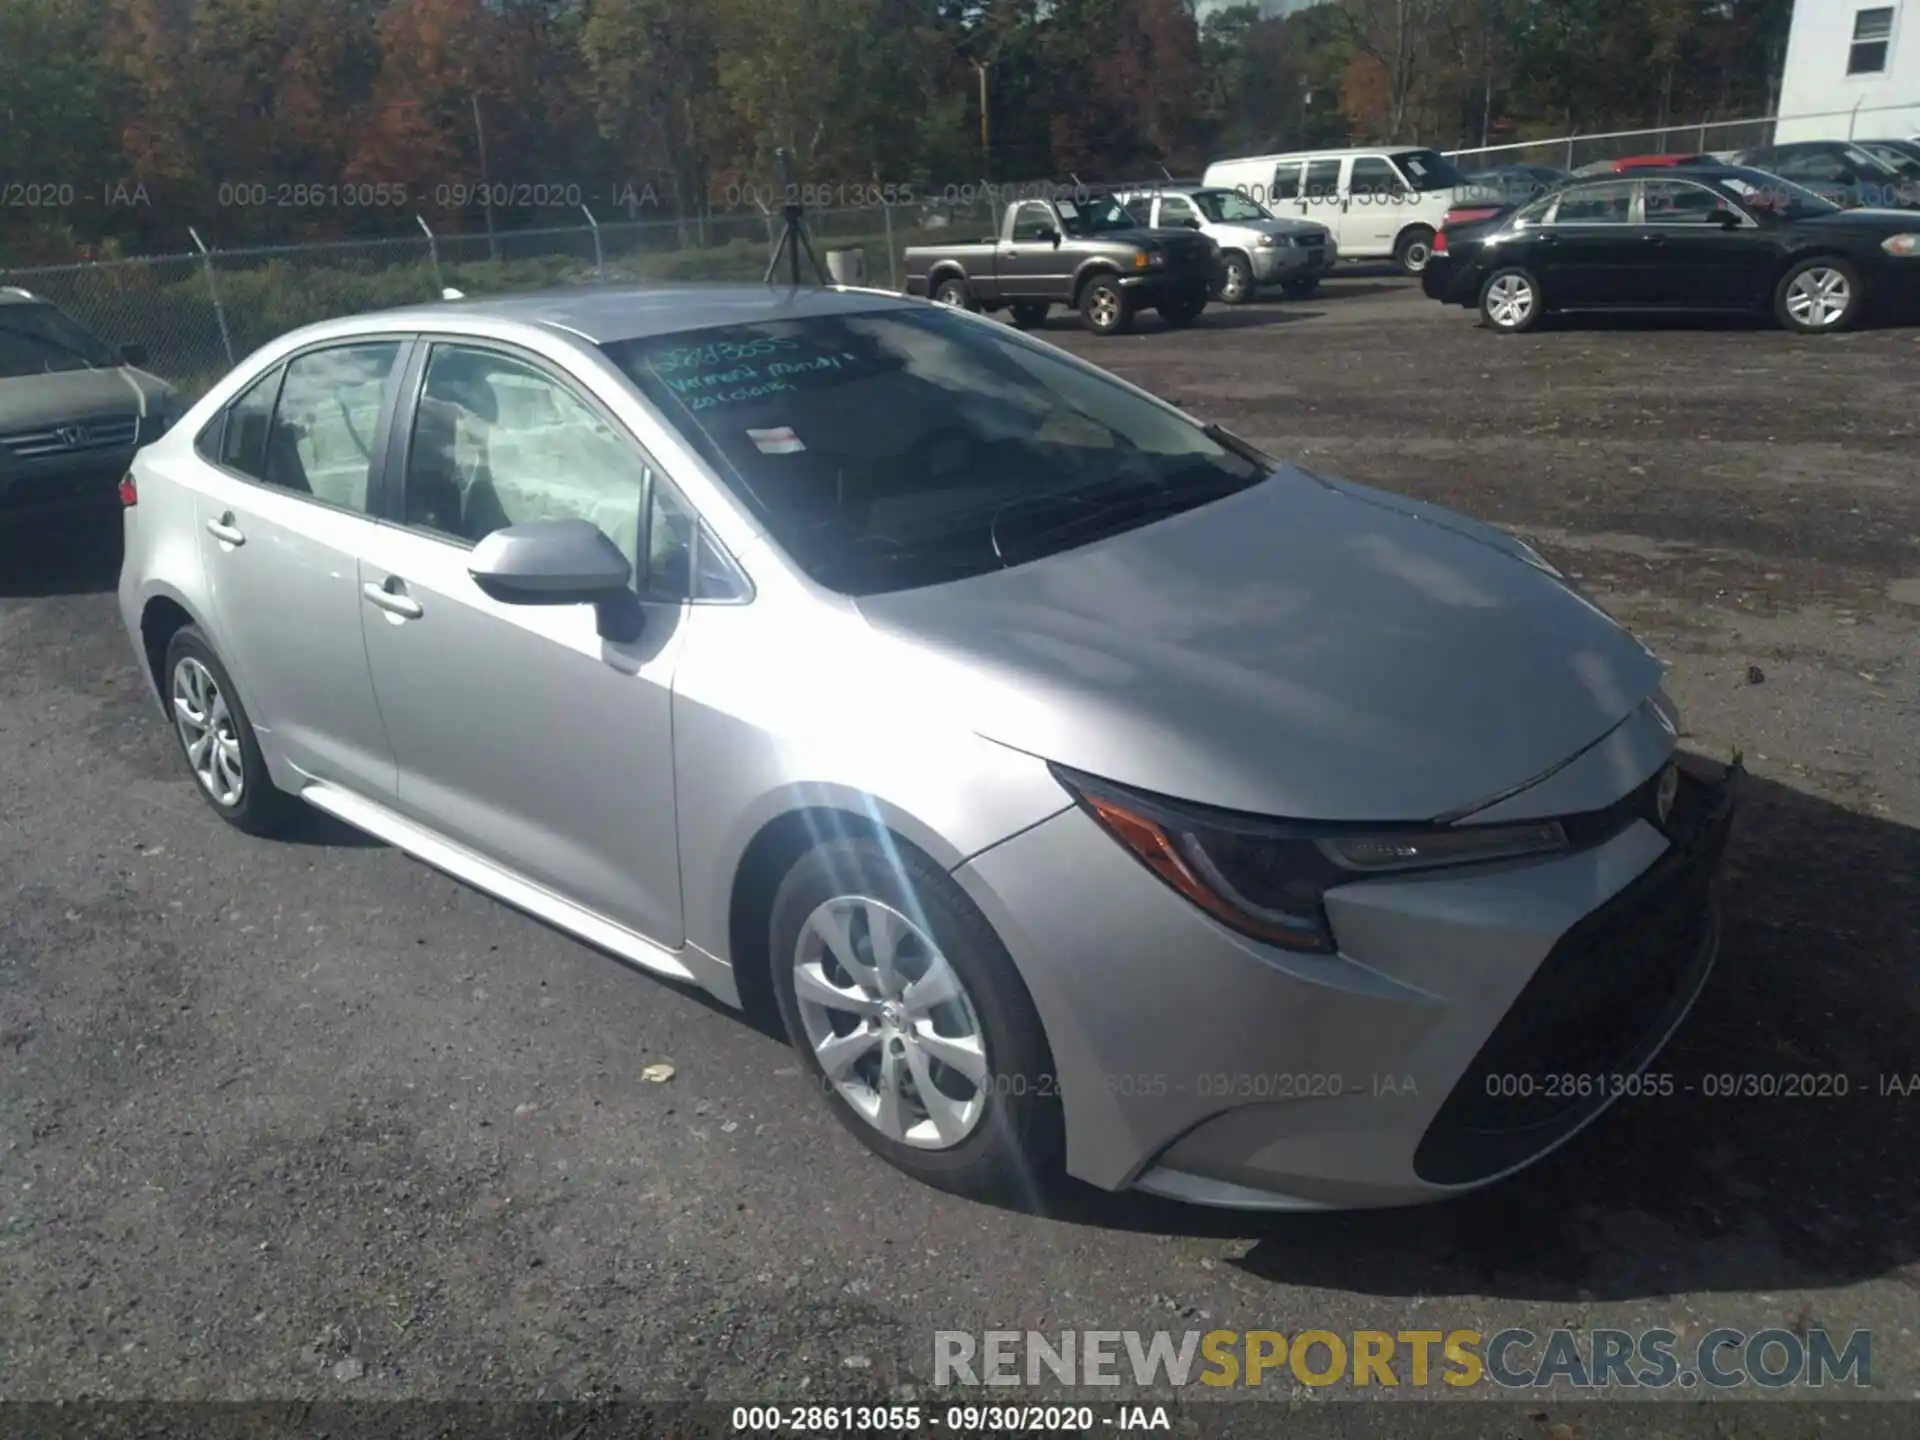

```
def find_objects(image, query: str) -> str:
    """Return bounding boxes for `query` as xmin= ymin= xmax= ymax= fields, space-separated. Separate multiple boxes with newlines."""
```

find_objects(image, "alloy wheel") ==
xmin=1220 ymin=261 xmax=1249 ymax=303
xmin=1486 ymin=274 xmax=1535 ymax=329
xmin=172 ymin=655 xmax=244 ymax=807
xmin=1785 ymin=266 xmax=1851 ymax=328
xmin=792 ymin=896 xmax=989 ymax=1150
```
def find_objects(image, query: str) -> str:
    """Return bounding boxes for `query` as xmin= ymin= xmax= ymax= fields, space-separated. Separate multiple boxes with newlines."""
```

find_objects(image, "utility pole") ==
xmin=972 ymin=59 xmax=991 ymax=178
xmin=472 ymin=92 xmax=499 ymax=261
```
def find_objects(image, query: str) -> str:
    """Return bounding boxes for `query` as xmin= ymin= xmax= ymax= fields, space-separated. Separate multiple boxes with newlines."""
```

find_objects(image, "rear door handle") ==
xmin=205 ymin=514 xmax=245 ymax=546
xmin=362 ymin=581 xmax=424 ymax=620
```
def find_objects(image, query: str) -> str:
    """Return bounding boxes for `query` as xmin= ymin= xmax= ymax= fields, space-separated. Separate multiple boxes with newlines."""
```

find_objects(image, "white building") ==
xmin=1775 ymin=0 xmax=1920 ymax=140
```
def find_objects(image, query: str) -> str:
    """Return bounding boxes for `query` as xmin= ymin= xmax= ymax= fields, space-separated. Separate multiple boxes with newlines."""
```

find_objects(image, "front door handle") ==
xmin=205 ymin=514 xmax=245 ymax=546
xmin=362 ymin=580 xmax=424 ymax=620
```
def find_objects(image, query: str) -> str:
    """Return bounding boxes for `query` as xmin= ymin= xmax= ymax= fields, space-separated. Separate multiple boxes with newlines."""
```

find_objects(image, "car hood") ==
xmin=1802 ymin=206 xmax=1920 ymax=229
xmin=1216 ymin=218 xmax=1326 ymax=241
xmin=855 ymin=466 xmax=1665 ymax=822
xmin=0 ymin=365 xmax=172 ymax=431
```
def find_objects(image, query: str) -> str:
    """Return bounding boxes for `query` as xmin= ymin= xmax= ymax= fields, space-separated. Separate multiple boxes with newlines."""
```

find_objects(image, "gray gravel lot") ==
xmin=2 ymin=277 xmax=1918 ymax=1414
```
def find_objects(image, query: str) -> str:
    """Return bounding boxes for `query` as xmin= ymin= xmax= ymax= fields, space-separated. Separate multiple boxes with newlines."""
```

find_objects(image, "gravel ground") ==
xmin=2 ymin=277 xmax=1918 ymax=1417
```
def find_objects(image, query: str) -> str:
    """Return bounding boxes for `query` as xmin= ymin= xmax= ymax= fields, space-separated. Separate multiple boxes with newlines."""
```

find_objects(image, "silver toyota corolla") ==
xmin=118 ymin=284 xmax=1737 ymax=1210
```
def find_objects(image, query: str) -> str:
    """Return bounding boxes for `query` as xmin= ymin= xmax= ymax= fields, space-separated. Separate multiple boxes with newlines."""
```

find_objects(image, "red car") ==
xmin=1575 ymin=153 xmax=1714 ymax=176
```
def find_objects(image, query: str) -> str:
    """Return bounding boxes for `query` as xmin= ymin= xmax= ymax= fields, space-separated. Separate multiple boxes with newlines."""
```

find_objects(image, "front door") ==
xmin=355 ymin=339 xmax=690 ymax=945
xmin=191 ymin=338 xmax=406 ymax=800
xmin=1536 ymin=181 xmax=1641 ymax=306
xmin=1346 ymin=154 xmax=1409 ymax=255
xmin=1637 ymin=179 xmax=1774 ymax=308
xmin=997 ymin=201 xmax=1065 ymax=300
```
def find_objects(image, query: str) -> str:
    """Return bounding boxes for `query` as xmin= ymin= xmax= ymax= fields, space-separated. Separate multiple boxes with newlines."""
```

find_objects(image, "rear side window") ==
xmin=200 ymin=367 xmax=283 ymax=479
xmin=1269 ymin=164 xmax=1302 ymax=201
xmin=1551 ymin=182 xmax=1635 ymax=224
xmin=1350 ymin=156 xmax=1403 ymax=196
xmin=265 ymin=341 xmax=400 ymax=511
xmin=1304 ymin=159 xmax=1342 ymax=198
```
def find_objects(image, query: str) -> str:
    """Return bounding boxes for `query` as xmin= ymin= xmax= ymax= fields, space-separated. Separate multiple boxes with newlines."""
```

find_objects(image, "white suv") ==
xmin=1111 ymin=184 xmax=1338 ymax=303
xmin=1202 ymin=147 xmax=1469 ymax=274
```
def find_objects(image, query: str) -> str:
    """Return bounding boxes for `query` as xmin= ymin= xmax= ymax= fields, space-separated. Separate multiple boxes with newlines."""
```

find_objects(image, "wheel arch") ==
xmin=138 ymin=588 xmax=209 ymax=715
xmin=1070 ymin=262 xmax=1124 ymax=307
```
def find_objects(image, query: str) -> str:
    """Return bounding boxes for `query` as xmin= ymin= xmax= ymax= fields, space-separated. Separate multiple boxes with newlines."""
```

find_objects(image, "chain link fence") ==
xmin=0 ymin=197 xmax=1008 ymax=397
xmin=1445 ymin=101 xmax=1920 ymax=172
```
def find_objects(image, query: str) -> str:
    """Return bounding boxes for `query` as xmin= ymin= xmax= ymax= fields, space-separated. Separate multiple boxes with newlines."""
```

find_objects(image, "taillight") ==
xmin=1432 ymin=230 xmax=1448 ymax=254
xmin=119 ymin=472 xmax=138 ymax=507
xmin=1444 ymin=206 xmax=1501 ymax=228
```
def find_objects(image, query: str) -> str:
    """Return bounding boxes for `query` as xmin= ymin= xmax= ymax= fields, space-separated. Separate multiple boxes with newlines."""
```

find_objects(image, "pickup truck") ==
xmin=902 ymin=192 xmax=1222 ymax=335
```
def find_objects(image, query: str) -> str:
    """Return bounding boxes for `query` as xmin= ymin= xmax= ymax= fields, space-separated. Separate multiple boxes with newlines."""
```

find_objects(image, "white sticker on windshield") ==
xmin=748 ymin=426 xmax=806 ymax=454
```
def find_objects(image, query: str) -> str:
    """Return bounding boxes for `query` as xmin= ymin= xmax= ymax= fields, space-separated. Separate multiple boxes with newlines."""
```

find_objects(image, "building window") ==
xmin=1848 ymin=7 xmax=1895 ymax=74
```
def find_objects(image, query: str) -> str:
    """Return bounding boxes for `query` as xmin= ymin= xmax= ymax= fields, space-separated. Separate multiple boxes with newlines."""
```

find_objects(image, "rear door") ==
xmin=353 ymin=337 xmax=691 ymax=945
xmin=1536 ymin=181 xmax=1642 ymax=306
xmin=190 ymin=338 xmax=408 ymax=800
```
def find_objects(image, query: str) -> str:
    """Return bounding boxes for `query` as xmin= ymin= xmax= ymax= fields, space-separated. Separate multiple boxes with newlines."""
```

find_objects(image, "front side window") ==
xmin=403 ymin=344 xmax=651 ymax=576
xmin=1849 ymin=6 xmax=1894 ymax=73
xmin=1350 ymin=156 xmax=1404 ymax=196
xmin=1642 ymin=180 xmax=1728 ymax=223
xmin=0 ymin=303 xmax=118 ymax=378
xmin=1009 ymin=202 xmax=1055 ymax=241
xmin=1395 ymin=149 xmax=1468 ymax=191
xmin=602 ymin=307 xmax=1267 ymax=597
xmin=1195 ymin=188 xmax=1273 ymax=222
xmin=265 ymin=341 xmax=400 ymax=511
xmin=1551 ymin=182 xmax=1636 ymax=224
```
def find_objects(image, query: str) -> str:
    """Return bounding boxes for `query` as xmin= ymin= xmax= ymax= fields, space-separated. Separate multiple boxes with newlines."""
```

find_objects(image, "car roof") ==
xmin=338 ymin=282 xmax=920 ymax=346
xmin=0 ymin=286 xmax=50 ymax=307
xmin=1213 ymin=145 xmax=1433 ymax=165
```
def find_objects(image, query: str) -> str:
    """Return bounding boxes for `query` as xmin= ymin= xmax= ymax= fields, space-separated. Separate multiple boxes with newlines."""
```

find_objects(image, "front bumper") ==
xmin=0 ymin=450 xmax=136 ymax=522
xmin=1252 ymin=241 xmax=1336 ymax=282
xmin=1116 ymin=264 xmax=1219 ymax=299
xmin=953 ymin=754 xmax=1738 ymax=1209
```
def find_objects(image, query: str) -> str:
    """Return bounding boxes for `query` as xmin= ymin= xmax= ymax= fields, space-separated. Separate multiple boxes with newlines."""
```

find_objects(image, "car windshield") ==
xmin=1858 ymin=143 xmax=1920 ymax=179
xmin=1396 ymin=149 xmax=1467 ymax=191
xmin=1713 ymin=168 xmax=1842 ymax=219
xmin=1056 ymin=195 xmax=1139 ymax=234
xmin=1193 ymin=189 xmax=1273 ymax=222
xmin=0 ymin=303 xmax=119 ymax=377
xmin=603 ymin=307 xmax=1268 ymax=596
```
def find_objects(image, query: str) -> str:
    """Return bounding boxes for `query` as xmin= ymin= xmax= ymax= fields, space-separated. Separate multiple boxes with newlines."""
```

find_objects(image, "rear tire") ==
xmin=1008 ymin=301 xmax=1050 ymax=330
xmin=162 ymin=625 xmax=301 ymax=837
xmin=1078 ymin=276 xmax=1135 ymax=335
xmin=932 ymin=276 xmax=978 ymax=311
xmin=1478 ymin=266 xmax=1544 ymax=333
xmin=769 ymin=835 xmax=1063 ymax=1203
xmin=1774 ymin=257 xmax=1861 ymax=334
xmin=1394 ymin=226 xmax=1436 ymax=275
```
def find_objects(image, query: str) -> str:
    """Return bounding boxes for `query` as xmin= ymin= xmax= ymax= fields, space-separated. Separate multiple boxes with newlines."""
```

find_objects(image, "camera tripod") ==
xmin=764 ymin=147 xmax=830 ymax=287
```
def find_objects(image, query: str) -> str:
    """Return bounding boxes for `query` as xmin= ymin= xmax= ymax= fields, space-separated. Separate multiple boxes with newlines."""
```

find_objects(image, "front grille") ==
xmin=0 ymin=415 xmax=139 ymax=458
xmin=1412 ymin=767 xmax=1736 ymax=1187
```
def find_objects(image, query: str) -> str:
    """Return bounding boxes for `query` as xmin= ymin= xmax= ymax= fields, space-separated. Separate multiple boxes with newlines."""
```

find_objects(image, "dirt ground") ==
xmin=2 ymin=275 xmax=1918 ymax=1418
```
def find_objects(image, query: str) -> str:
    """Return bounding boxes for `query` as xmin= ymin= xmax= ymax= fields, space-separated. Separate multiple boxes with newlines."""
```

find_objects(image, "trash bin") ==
xmin=825 ymin=248 xmax=867 ymax=286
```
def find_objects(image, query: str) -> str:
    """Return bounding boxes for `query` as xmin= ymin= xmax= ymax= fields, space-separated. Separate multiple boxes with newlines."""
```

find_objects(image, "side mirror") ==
xmin=120 ymin=343 xmax=149 ymax=367
xmin=1039 ymin=225 xmax=1061 ymax=246
xmin=469 ymin=518 xmax=644 ymax=643
xmin=1180 ymin=217 xmax=1202 ymax=229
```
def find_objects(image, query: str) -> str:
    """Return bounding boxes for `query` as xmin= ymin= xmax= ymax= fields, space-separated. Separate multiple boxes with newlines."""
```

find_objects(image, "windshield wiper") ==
xmin=999 ymin=476 xmax=1242 ymax=564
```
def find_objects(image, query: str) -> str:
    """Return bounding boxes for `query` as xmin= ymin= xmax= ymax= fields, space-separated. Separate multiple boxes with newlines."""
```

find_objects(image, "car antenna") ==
xmin=1158 ymin=164 xmax=1175 ymax=181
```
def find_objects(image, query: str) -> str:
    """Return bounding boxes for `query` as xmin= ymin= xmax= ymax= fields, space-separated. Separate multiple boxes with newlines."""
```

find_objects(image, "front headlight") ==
xmin=1056 ymin=768 xmax=1571 ymax=954
xmin=1255 ymin=234 xmax=1280 ymax=248
xmin=1883 ymin=233 xmax=1920 ymax=256
xmin=1133 ymin=250 xmax=1165 ymax=269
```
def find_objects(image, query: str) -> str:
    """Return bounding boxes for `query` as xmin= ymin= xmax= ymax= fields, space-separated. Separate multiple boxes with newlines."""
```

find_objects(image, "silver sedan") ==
xmin=118 ymin=284 xmax=1737 ymax=1209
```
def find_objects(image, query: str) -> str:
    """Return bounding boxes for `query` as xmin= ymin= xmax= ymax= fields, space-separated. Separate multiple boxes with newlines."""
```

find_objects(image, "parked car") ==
xmin=1202 ymin=146 xmax=1468 ymax=273
xmin=1 ymin=286 xmax=180 ymax=532
xmin=1855 ymin=138 xmax=1920 ymax=175
xmin=1728 ymin=141 xmax=1920 ymax=210
xmin=120 ymin=283 xmax=1739 ymax=1208
xmin=1423 ymin=164 xmax=1920 ymax=334
xmin=1460 ymin=164 xmax=1571 ymax=203
xmin=1572 ymin=154 xmax=1714 ymax=177
xmin=1109 ymin=182 xmax=1336 ymax=303
xmin=902 ymin=192 xmax=1218 ymax=335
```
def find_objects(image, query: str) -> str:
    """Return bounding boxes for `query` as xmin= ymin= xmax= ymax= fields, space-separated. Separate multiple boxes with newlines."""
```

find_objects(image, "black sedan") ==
xmin=1423 ymin=165 xmax=1920 ymax=334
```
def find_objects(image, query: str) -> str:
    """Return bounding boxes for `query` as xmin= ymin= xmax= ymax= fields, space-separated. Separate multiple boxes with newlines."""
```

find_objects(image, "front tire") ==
xmin=163 ymin=625 xmax=300 ymax=836
xmin=1156 ymin=291 xmax=1207 ymax=328
xmin=1394 ymin=226 xmax=1436 ymax=275
xmin=1478 ymin=266 xmax=1544 ymax=333
xmin=1078 ymin=276 xmax=1135 ymax=335
xmin=1775 ymin=257 xmax=1861 ymax=333
xmin=769 ymin=835 xmax=1063 ymax=1202
xmin=1214 ymin=253 xmax=1255 ymax=305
